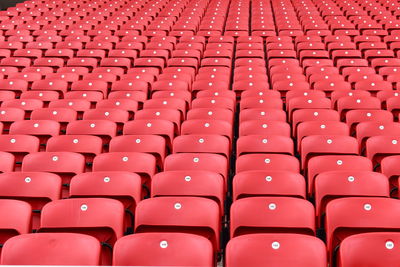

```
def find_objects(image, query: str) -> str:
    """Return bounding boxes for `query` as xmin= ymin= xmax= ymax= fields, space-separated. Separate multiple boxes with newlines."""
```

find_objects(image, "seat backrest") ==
xmin=40 ymin=198 xmax=124 ymax=244
xmin=134 ymin=197 xmax=220 ymax=251
xmin=226 ymin=234 xmax=327 ymax=267
xmin=113 ymin=233 xmax=214 ymax=267
xmin=1 ymin=233 xmax=101 ymax=265
xmin=230 ymin=197 xmax=315 ymax=237
xmin=233 ymin=170 xmax=306 ymax=200
xmin=338 ymin=232 xmax=400 ymax=267
xmin=326 ymin=197 xmax=400 ymax=259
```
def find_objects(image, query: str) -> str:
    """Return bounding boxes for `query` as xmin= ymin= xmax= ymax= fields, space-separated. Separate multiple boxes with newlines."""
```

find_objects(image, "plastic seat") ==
xmin=338 ymin=232 xmax=400 ymax=267
xmin=0 ymin=199 xmax=32 ymax=252
xmin=297 ymin=121 xmax=349 ymax=149
xmin=236 ymin=154 xmax=300 ymax=173
xmin=0 ymin=152 xmax=15 ymax=172
xmin=192 ymin=97 xmax=235 ymax=111
xmin=164 ymin=153 xmax=228 ymax=182
xmin=123 ymin=120 xmax=174 ymax=150
xmin=92 ymin=152 xmax=156 ymax=190
xmin=315 ymin=170 xmax=389 ymax=225
xmin=109 ymin=135 xmax=166 ymax=169
xmin=21 ymin=152 xmax=85 ymax=190
xmin=237 ymin=135 xmax=293 ymax=156
xmin=1 ymin=233 xmax=101 ymax=265
xmin=1 ymin=99 xmax=43 ymax=118
xmin=152 ymin=170 xmax=225 ymax=212
xmin=82 ymin=108 xmax=129 ymax=129
xmin=46 ymin=135 xmax=102 ymax=165
xmin=301 ymin=135 xmax=359 ymax=169
xmin=239 ymin=109 xmax=286 ymax=123
xmin=181 ymin=119 xmax=232 ymax=142
xmin=135 ymin=197 xmax=220 ymax=251
xmin=0 ymin=134 xmax=39 ymax=165
xmin=233 ymin=170 xmax=306 ymax=200
xmin=9 ymin=120 xmax=60 ymax=145
xmin=39 ymin=198 xmax=124 ymax=265
xmin=187 ymin=108 xmax=234 ymax=125
xmin=66 ymin=120 xmax=117 ymax=144
xmin=346 ymin=110 xmax=393 ymax=132
xmin=113 ymin=233 xmax=213 ymax=267
xmin=0 ymin=171 xmax=61 ymax=229
xmin=230 ymin=197 xmax=315 ymax=237
xmin=69 ymin=171 xmax=141 ymax=231
xmin=326 ymin=197 xmax=400 ymax=263
xmin=366 ymin=136 xmax=400 ymax=169
xmin=135 ymin=109 xmax=181 ymax=134
xmin=226 ymin=234 xmax=327 ymax=267
xmin=177 ymin=133 xmax=230 ymax=157
xmin=30 ymin=108 xmax=77 ymax=130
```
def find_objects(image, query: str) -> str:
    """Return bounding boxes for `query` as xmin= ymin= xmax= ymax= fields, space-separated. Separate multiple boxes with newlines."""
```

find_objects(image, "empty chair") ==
xmin=9 ymin=120 xmax=60 ymax=145
xmin=315 ymin=171 xmax=389 ymax=226
xmin=356 ymin=122 xmax=400 ymax=153
xmin=239 ymin=120 xmax=291 ymax=137
xmin=109 ymin=135 xmax=166 ymax=169
xmin=226 ymin=234 xmax=327 ymax=267
xmin=0 ymin=199 xmax=31 ymax=250
xmin=0 ymin=152 xmax=15 ymax=172
xmin=230 ymin=197 xmax=315 ymax=237
xmin=307 ymin=155 xmax=374 ymax=196
xmin=173 ymin=134 xmax=230 ymax=159
xmin=338 ymin=232 xmax=400 ymax=267
xmin=346 ymin=109 xmax=393 ymax=132
xmin=292 ymin=109 xmax=340 ymax=136
xmin=113 ymin=233 xmax=214 ymax=267
xmin=301 ymin=135 xmax=359 ymax=169
xmin=239 ymin=109 xmax=286 ymax=123
xmin=92 ymin=152 xmax=156 ymax=191
xmin=237 ymin=135 xmax=294 ymax=156
xmin=0 ymin=135 xmax=39 ymax=165
xmin=236 ymin=154 xmax=300 ymax=173
xmin=39 ymin=198 xmax=124 ymax=265
xmin=297 ymin=121 xmax=349 ymax=150
xmin=46 ymin=135 xmax=103 ymax=166
xmin=152 ymin=170 xmax=225 ymax=212
xmin=366 ymin=136 xmax=400 ymax=169
xmin=181 ymin=119 xmax=232 ymax=142
xmin=135 ymin=109 xmax=181 ymax=134
xmin=233 ymin=170 xmax=306 ymax=200
xmin=337 ymin=96 xmax=381 ymax=118
xmin=0 ymin=172 xmax=61 ymax=229
xmin=21 ymin=152 xmax=85 ymax=190
xmin=123 ymin=120 xmax=175 ymax=150
xmin=135 ymin=197 xmax=220 ymax=251
xmin=325 ymin=197 xmax=400 ymax=262
xmin=164 ymin=153 xmax=228 ymax=183
xmin=1 ymin=233 xmax=101 ymax=265
xmin=70 ymin=171 xmax=142 ymax=231
xmin=381 ymin=155 xmax=400 ymax=192
xmin=66 ymin=120 xmax=117 ymax=144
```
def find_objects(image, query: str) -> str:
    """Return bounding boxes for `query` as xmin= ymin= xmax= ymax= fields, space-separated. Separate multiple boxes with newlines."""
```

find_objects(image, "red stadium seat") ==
xmin=135 ymin=197 xmax=220 ymax=251
xmin=226 ymin=234 xmax=327 ymax=267
xmin=338 ymin=232 xmax=400 ymax=267
xmin=326 ymin=197 xmax=400 ymax=263
xmin=230 ymin=197 xmax=315 ymax=237
xmin=113 ymin=233 xmax=214 ymax=267
xmin=1 ymin=233 xmax=101 ymax=265
xmin=233 ymin=170 xmax=306 ymax=200
xmin=39 ymin=198 xmax=124 ymax=265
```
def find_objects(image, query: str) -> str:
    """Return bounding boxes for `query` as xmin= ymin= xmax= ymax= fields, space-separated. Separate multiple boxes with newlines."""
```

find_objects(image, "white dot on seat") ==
xmin=386 ymin=241 xmax=395 ymax=250
xmin=271 ymin=241 xmax=280 ymax=249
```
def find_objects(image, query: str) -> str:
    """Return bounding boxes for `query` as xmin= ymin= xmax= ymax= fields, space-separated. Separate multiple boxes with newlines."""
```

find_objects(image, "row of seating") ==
xmin=0 ymin=0 xmax=400 ymax=265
